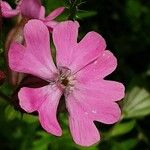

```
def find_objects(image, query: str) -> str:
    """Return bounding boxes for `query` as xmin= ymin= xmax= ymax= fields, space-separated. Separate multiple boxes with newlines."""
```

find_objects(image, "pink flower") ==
xmin=8 ymin=20 xmax=125 ymax=146
xmin=0 ymin=0 xmax=64 ymax=30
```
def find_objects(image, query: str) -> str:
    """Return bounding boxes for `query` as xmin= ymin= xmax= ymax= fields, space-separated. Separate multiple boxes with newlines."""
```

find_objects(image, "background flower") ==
xmin=0 ymin=0 xmax=65 ymax=29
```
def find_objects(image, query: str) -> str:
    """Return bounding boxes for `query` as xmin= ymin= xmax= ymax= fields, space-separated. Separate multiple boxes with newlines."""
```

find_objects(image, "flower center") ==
xmin=57 ymin=67 xmax=76 ymax=92
xmin=61 ymin=77 xmax=69 ymax=86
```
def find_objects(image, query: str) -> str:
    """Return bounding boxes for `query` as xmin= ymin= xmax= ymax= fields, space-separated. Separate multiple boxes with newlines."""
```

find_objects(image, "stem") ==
xmin=68 ymin=0 xmax=78 ymax=20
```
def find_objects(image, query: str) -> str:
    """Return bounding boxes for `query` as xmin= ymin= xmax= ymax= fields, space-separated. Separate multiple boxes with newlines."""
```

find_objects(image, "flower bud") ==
xmin=5 ymin=17 xmax=28 ymax=86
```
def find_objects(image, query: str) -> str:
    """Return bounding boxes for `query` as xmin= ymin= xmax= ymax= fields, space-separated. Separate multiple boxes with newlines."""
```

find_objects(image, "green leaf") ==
xmin=78 ymin=146 xmax=98 ymax=150
xmin=126 ymin=0 xmax=143 ymax=19
xmin=108 ymin=121 xmax=136 ymax=137
xmin=43 ymin=0 xmax=64 ymax=13
xmin=22 ymin=114 xmax=38 ymax=124
xmin=122 ymin=86 xmax=150 ymax=118
xmin=76 ymin=11 xmax=97 ymax=19
xmin=5 ymin=105 xmax=21 ymax=121
xmin=111 ymin=138 xmax=138 ymax=150
xmin=63 ymin=0 xmax=71 ymax=7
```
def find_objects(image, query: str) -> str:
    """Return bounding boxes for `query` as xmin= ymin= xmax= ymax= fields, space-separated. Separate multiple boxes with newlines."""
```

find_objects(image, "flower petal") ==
xmin=38 ymin=86 xmax=63 ymax=136
xmin=19 ymin=85 xmax=62 ymax=136
xmin=19 ymin=85 xmax=49 ymax=112
xmin=76 ymin=50 xmax=117 ymax=81
xmin=75 ymin=80 xmax=125 ymax=102
xmin=0 ymin=1 xmax=20 ymax=18
xmin=44 ymin=21 xmax=58 ymax=31
xmin=45 ymin=7 xmax=65 ymax=21
xmin=53 ymin=21 xmax=79 ymax=67
xmin=66 ymin=94 xmax=100 ymax=146
xmin=70 ymin=31 xmax=106 ymax=73
xmin=66 ymin=83 xmax=122 ymax=126
xmin=20 ymin=0 xmax=41 ymax=18
xmin=39 ymin=6 xmax=45 ymax=19
xmin=53 ymin=21 xmax=106 ymax=73
xmin=9 ymin=20 xmax=57 ymax=80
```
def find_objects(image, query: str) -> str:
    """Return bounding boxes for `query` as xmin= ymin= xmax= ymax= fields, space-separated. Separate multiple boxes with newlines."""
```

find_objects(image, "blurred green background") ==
xmin=0 ymin=0 xmax=150 ymax=149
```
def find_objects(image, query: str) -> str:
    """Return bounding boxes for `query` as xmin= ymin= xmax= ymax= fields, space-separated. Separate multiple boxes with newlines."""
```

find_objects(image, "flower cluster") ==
xmin=2 ymin=0 xmax=125 ymax=147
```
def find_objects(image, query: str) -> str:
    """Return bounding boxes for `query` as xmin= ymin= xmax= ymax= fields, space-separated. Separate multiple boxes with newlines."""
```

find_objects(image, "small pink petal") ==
xmin=75 ymin=80 xmax=125 ymax=102
xmin=45 ymin=7 xmax=65 ymax=21
xmin=9 ymin=20 xmax=58 ymax=80
xmin=66 ymin=95 xmax=100 ymax=146
xmin=76 ymin=50 xmax=117 ymax=81
xmin=53 ymin=21 xmax=79 ymax=67
xmin=20 ymin=0 xmax=41 ymax=18
xmin=39 ymin=6 xmax=45 ymax=19
xmin=0 ymin=1 xmax=20 ymax=18
xmin=19 ymin=85 xmax=62 ymax=136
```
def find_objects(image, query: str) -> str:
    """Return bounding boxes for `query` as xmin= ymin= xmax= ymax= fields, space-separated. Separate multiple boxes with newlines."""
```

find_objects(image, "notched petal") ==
xmin=66 ymin=94 xmax=100 ymax=146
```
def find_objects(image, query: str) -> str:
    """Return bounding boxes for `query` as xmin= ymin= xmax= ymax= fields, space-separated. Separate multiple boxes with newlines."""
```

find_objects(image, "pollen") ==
xmin=57 ymin=67 xmax=76 ymax=92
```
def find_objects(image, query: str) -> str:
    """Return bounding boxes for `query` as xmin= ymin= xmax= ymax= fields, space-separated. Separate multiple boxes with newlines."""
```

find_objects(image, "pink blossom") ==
xmin=0 ymin=0 xmax=64 ymax=30
xmin=8 ymin=20 xmax=125 ymax=146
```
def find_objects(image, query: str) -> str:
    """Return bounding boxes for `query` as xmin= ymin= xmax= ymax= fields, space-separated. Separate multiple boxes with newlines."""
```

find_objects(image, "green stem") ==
xmin=68 ymin=0 xmax=79 ymax=20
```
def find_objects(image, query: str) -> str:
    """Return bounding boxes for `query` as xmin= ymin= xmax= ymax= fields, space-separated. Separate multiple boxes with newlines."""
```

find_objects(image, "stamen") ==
xmin=61 ymin=77 xmax=69 ymax=86
xmin=57 ymin=66 xmax=76 ymax=92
